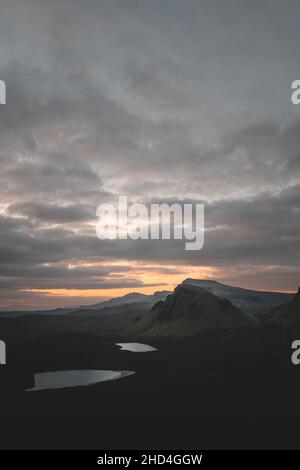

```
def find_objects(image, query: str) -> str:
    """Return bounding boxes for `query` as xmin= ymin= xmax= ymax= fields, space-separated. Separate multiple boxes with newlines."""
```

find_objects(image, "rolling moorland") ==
xmin=0 ymin=279 xmax=300 ymax=449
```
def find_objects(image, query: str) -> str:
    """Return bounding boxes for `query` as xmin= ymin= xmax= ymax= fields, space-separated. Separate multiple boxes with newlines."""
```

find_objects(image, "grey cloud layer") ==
xmin=0 ymin=0 xmax=300 ymax=307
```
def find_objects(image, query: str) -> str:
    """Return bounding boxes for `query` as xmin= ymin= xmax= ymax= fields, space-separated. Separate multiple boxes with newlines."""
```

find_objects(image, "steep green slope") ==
xmin=126 ymin=283 xmax=256 ymax=338
xmin=269 ymin=288 xmax=300 ymax=327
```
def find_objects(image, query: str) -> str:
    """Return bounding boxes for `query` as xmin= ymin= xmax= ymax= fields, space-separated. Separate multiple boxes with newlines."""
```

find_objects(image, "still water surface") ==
xmin=116 ymin=342 xmax=157 ymax=352
xmin=26 ymin=369 xmax=135 ymax=391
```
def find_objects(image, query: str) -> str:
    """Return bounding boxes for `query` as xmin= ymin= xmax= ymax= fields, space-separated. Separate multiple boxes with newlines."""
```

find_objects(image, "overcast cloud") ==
xmin=0 ymin=0 xmax=299 ymax=309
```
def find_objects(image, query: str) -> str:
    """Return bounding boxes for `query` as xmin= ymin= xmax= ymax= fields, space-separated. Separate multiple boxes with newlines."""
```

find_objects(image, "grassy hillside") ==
xmin=126 ymin=283 xmax=256 ymax=338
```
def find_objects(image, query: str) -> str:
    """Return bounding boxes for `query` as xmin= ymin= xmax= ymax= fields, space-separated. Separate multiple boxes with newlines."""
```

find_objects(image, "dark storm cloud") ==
xmin=8 ymin=202 xmax=94 ymax=223
xmin=1 ymin=0 xmax=300 ymax=307
xmin=1 ymin=183 xmax=299 ymax=288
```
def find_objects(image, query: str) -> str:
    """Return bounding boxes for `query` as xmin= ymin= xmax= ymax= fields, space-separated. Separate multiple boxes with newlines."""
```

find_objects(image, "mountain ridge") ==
xmin=125 ymin=282 xmax=257 ymax=338
xmin=267 ymin=287 xmax=300 ymax=327
xmin=182 ymin=278 xmax=294 ymax=315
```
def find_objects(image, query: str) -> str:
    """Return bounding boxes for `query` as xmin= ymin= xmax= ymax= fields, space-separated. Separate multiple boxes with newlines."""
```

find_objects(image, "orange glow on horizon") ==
xmin=21 ymin=265 xmax=217 ymax=299
xmin=20 ymin=263 xmax=297 ymax=304
xmin=22 ymin=286 xmax=171 ymax=298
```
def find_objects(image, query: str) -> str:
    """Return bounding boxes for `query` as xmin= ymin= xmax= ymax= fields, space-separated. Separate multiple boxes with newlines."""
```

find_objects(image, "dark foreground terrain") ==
xmin=1 ymin=321 xmax=300 ymax=449
xmin=1 ymin=283 xmax=300 ymax=449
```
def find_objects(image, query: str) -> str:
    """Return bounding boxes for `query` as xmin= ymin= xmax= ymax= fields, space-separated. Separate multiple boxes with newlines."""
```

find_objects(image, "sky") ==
xmin=0 ymin=0 xmax=300 ymax=310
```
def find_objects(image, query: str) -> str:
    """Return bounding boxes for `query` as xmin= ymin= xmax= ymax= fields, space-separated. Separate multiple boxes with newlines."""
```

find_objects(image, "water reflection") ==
xmin=117 ymin=342 xmax=157 ymax=352
xmin=26 ymin=369 xmax=135 ymax=391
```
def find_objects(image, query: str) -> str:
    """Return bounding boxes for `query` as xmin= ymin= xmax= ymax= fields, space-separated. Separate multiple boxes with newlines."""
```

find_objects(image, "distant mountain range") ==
xmin=0 ymin=278 xmax=298 ymax=342
xmin=78 ymin=290 xmax=171 ymax=311
xmin=0 ymin=290 xmax=171 ymax=318
xmin=0 ymin=278 xmax=296 ymax=333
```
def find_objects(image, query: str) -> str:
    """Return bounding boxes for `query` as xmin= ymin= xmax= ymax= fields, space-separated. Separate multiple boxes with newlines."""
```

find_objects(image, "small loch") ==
xmin=26 ymin=369 xmax=135 ymax=392
xmin=116 ymin=342 xmax=157 ymax=352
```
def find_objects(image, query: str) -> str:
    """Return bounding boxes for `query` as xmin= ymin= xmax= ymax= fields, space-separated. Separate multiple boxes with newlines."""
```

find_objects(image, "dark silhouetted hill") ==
xmin=126 ymin=283 xmax=256 ymax=338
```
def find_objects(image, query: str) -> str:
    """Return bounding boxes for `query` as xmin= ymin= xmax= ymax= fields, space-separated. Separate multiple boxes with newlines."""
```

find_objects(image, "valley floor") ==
xmin=1 ymin=323 xmax=300 ymax=449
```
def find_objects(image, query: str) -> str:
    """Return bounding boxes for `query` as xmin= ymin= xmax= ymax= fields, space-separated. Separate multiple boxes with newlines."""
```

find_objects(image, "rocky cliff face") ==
xmin=126 ymin=283 xmax=256 ymax=338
